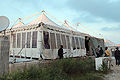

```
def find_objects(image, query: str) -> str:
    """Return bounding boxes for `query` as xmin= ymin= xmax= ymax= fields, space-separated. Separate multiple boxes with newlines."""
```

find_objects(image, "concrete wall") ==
xmin=0 ymin=37 xmax=9 ymax=76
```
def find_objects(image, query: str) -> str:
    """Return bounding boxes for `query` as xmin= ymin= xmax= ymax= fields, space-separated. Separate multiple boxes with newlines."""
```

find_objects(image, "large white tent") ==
xmin=2 ymin=10 xmax=105 ymax=60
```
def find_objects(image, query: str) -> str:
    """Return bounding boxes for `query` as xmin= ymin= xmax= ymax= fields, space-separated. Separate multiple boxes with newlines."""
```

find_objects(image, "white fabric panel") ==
xmin=29 ymin=13 xmax=59 ymax=27
xmin=12 ymin=21 xmax=24 ymax=28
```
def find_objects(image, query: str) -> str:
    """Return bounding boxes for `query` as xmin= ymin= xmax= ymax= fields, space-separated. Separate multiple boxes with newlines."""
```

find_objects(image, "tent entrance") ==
xmin=85 ymin=36 xmax=90 ymax=55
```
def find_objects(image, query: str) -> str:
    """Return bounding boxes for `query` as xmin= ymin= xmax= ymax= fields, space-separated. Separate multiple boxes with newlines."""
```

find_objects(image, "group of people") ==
xmin=95 ymin=45 xmax=106 ymax=57
xmin=95 ymin=45 xmax=111 ymax=57
xmin=58 ymin=45 xmax=120 ymax=66
xmin=95 ymin=45 xmax=120 ymax=66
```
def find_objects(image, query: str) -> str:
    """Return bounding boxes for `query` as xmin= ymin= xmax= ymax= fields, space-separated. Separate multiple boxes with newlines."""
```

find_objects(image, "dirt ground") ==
xmin=104 ymin=59 xmax=120 ymax=80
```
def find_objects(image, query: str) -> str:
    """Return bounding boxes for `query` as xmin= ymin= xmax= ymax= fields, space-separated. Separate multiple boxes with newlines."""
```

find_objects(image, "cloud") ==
xmin=101 ymin=26 xmax=120 ymax=31
xmin=71 ymin=11 xmax=104 ymax=23
xmin=101 ymin=30 xmax=120 ymax=44
xmin=66 ymin=0 xmax=120 ymax=22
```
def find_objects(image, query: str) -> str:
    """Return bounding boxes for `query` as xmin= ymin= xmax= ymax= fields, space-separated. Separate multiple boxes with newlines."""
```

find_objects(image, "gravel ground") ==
xmin=104 ymin=60 xmax=120 ymax=80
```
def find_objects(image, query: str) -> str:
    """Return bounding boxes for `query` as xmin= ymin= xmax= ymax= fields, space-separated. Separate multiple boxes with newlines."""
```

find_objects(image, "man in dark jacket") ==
xmin=58 ymin=45 xmax=64 ymax=59
xmin=99 ymin=47 xmax=103 ymax=57
xmin=114 ymin=47 xmax=120 ymax=65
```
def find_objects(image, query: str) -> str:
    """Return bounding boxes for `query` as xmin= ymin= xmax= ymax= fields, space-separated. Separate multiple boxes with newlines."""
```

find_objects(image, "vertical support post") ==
xmin=0 ymin=37 xmax=10 ymax=76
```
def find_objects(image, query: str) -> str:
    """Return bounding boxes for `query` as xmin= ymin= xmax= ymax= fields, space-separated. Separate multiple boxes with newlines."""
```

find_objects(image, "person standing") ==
xmin=111 ymin=48 xmax=115 ymax=57
xmin=95 ymin=45 xmax=100 ymax=57
xmin=85 ymin=36 xmax=90 ymax=54
xmin=99 ymin=47 xmax=103 ymax=57
xmin=114 ymin=47 xmax=120 ymax=66
xmin=105 ymin=47 xmax=110 ymax=57
xmin=58 ymin=45 xmax=64 ymax=59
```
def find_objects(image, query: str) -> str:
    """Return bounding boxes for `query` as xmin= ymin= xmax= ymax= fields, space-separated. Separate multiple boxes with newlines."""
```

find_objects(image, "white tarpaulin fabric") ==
xmin=89 ymin=37 xmax=105 ymax=56
xmin=28 ymin=13 xmax=59 ymax=27
xmin=12 ymin=21 xmax=24 ymax=28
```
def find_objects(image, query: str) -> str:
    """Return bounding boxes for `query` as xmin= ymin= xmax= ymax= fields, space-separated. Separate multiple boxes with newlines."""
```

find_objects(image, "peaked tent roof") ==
xmin=11 ymin=12 xmax=74 ymax=31
xmin=117 ymin=44 xmax=120 ymax=46
xmin=28 ymin=13 xmax=60 ymax=27
xmin=104 ymin=40 xmax=116 ymax=46
xmin=12 ymin=21 xmax=24 ymax=28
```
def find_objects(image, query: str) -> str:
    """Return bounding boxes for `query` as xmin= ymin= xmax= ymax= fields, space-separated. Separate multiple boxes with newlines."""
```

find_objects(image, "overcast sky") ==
xmin=0 ymin=0 xmax=120 ymax=44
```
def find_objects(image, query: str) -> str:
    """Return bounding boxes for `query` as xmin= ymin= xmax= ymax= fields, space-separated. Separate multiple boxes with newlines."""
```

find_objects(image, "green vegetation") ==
xmin=1 ymin=57 xmax=105 ymax=80
xmin=98 ymin=61 xmax=110 ymax=74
